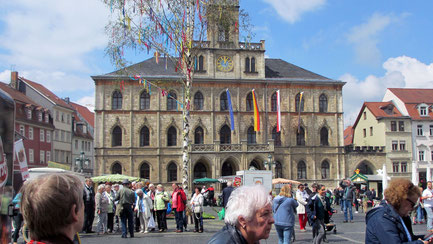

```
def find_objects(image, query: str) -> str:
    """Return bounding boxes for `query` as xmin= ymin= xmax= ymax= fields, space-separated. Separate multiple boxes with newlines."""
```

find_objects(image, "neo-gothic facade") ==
xmin=92 ymin=3 xmax=345 ymax=189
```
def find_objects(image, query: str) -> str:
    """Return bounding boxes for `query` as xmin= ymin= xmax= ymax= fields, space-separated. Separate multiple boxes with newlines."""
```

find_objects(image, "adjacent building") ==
xmin=383 ymin=88 xmax=433 ymax=184
xmin=10 ymin=72 xmax=75 ymax=167
xmin=92 ymin=1 xmax=346 ymax=189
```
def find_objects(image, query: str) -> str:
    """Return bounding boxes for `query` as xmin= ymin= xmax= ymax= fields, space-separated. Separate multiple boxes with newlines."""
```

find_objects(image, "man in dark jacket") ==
xmin=222 ymin=181 xmax=235 ymax=208
xmin=82 ymin=178 xmax=95 ymax=233
xmin=115 ymin=179 xmax=136 ymax=238
xmin=340 ymin=179 xmax=355 ymax=223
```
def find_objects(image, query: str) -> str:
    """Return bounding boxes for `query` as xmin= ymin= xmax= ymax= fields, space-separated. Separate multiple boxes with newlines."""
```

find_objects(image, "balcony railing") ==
xmin=190 ymin=143 xmax=270 ymax=153
xmin=247 ymin=144 xmax=269 ymax=152
xmin=191 ymin=144 xmax=215 ymax=152
xmin=220 ymin=144 xmax=242 ymax=152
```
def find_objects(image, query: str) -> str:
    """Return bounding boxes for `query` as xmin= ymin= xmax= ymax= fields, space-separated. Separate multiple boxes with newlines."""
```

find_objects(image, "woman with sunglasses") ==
xmin=366 ymin=178 xmax=432 ymax=244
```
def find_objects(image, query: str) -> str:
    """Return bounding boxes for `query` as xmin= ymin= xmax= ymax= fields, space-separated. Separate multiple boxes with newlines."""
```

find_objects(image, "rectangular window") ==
xmin=401 ymin=162 xmax=407 ymax=173
xmin=29 ymin=149 xmax=34 ymax=163
xmin=61 ymin=131 xmax=65 ymax=141
xmin=391 ymin=121 xmax=397 ymax=131
xmin=46 ymin=151 xmax=51 ymax=162
xmin=29 ymin=127 xmax=33 ymax=140
xmin=363 ymin=111 xmax=367 ymax=120
xmin=75 ymin=140 xmax=78 ymax=150
xmin=19 ymin=125 xmax=25 ymax=137
xmin=418 ymin=125 xmax=423 ymax=136
xmin=399 ymin=141 xmax=406 ymax=151
xmin=38 ymin=112 xmax=42 ymax=122
xmin=66 ymin=132 xmax=70 ymax=142
xmin=370 ymin=127 xmax=373 ymax=136
xmin=40 ymin=151 xmax=45 ymax=163
xmin=55 ymin=150 xmax=59 ymax=161
xmin=430 ymin=125 xmax=433 ymax=136
xmin=419 ymin=151 xmax=425 ymax=161
xmin=55 ymin=130 xmax=59 ymax=141
xmin=81 ymin=141 xmax=84 ymax=151
xmin=46 ymin=131 xmax=51 ymax=143
xmin=392 ymin=162 xmax=399 ymax=173
xmin=392 ymin=141 xmax=398 ymax=151
xmin=398 ymin=121 xmax=404 ymax=131
xmin=56 ymin=111 xmax=59 ymax=121
xmin=363 ymin=128 xmax=366 ymax=138
xmin=27 ymin=109 xmax=32 ymax=119
xmin=420 ymin=107 xmax=427 ymax=116
xmin=432 ymin=151 xmax=433 ymax=161
xmin=67 ymin=114 xmax=70 ymax=124
xmin=40 ymin=129 xmax=44 ymax=142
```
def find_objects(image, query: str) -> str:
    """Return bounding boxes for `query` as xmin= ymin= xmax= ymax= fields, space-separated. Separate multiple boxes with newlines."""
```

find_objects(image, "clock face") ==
xmin=216 ymin=56 xmax=234 ymax=72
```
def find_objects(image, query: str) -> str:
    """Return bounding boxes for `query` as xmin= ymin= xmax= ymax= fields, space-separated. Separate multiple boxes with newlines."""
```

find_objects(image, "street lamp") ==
xmin=75 ymin=151 xmax=89 ymax=173
xmin=264 ymin=153 xmax=276 ymax=172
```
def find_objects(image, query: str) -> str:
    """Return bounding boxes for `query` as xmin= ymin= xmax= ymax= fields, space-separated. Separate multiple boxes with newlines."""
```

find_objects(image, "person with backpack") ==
xmin=273 ymin=184 xmax=298 ymax=244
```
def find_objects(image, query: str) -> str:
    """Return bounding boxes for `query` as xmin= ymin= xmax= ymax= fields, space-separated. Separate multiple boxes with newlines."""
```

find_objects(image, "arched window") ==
xmin=140 ymin=91 xmax=150 ymax=110
xmin=167 ymin=162 xmax=177 ymax=182
xmin=251 ymin=57 xmax=256 ymax=72
xmin=140 ymin=126 xmax=150 ymax=146
xmin=247 ymin=126 xmax=256 ymax=144
xmin=112 ymin=126 xmax=122 ymax=146
xmin=194 ymin=126 xmax=204 ymax=144
xmin=319 ymin=94 xmax=328 ymax=112
xmin=320 ymin=127 xmax=329 ymax=146
xmin=194 ymin=91 xmax=204 ymax=110
xmin=245 ymin=57 xmax=250 ymax=72
xmin=295 ymin=93 xmax=304 ymax=112
xmin=321 ymin=161 xmax=330 ymax=179
xmin=220 ymin=125 xmax=231 ymax=144
xmin=194 ymin=162 xmax=207 ymax=179
xmin=112 ymin=162 xmax=122 ymax=174
xmin=272 ymin=127 xmax=281 ymax=146
xmin=194 ymin=56 xmax=198 ymax=71
xmin=275 ymin=161 xmax=283 ymax=178
xmin=199 ymin=55 xmax=204 ymax=71
xmin=249 ymin=160 xmax=261 ymax=170
xmin=246 ymin=92 xmax=253 ymax=111
xmin=167 ymin=91 xmax=177 ymax=111
xmin=271 ymin=92 xmax=277 ymax=112
xmin=140 ymin=162 xmax=150 ymax=179
xmin=297 ymin=161 xmax=306 ymax=179
xmin=167 ymin=126 xmax=177 ymax=146
xmin=220 ymin=92 xmax=228 ymax=111
xmin=296 ymin=127 xmax=305 ymax=146
xmin=222 ymin=161 xmax=234 ymax=176
xmin=112 ymin=91 xmax=122 ymax=110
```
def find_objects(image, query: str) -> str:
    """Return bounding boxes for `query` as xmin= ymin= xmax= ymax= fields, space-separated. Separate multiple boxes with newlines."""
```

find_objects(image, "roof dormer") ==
xmin=417 ymin=103 xmax=429 ymax=117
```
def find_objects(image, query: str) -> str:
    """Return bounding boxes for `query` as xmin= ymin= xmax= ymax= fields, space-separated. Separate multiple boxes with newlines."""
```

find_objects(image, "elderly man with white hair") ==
xmin=95 ymin=184 xmax=109 ymax=234
xmin=135 ymin=189 xmax=153 ymax=233
xmin=208 ymin=185 xmax=275 ymax=244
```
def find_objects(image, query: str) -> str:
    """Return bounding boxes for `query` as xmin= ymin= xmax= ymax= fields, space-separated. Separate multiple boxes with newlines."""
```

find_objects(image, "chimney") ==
xmin=63 ymin=97 xmax=70 ymax=104
xmin=10 ymin=71 xmax=18 ymax=89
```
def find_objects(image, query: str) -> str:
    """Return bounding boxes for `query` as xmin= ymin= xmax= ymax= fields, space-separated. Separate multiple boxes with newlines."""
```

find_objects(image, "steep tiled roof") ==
xmin=20 ymin=77 xmax=74 ymax=110
xmin=0 ymin=82 xmax=40 ymax=106
xmin=70 ymin=102 xmax=94 ymax=128
xmin=96 ymin=57 xmax=336 ymax=82
xmin=364 ymin=102 xmax=403 ymax=118
xmin=344 ymin=126 xmax=353 ymax=146
xmin=404 ymin=103 xmax=433 ymax=121
xmin=389 ymin=88 xmax=433 ymax=104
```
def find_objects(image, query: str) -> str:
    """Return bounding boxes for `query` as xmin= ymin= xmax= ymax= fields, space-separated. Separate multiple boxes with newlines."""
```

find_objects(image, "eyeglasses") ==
xmin=406 ymin=198 xmax=417 ymax=209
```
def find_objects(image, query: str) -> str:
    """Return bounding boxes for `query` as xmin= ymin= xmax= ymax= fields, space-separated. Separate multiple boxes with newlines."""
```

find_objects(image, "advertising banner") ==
xmin=0 ymin=137 xmax=7 ymax=188
xmin=14 ymin=139 xmax=29 ymax=181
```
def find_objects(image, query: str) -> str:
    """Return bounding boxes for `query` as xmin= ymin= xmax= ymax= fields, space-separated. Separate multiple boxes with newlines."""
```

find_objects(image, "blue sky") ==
xmin=0 ymin=0 xmax=432 ymax=126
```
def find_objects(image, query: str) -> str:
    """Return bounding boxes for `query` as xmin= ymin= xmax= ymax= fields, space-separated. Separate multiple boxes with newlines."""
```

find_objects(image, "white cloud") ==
xmin=0 ymin=0 xmax=109 ymax=92
xmin=342 ymin=56 xmax=433 ymax=126
xmin=346 ymin=13 xmax=406 ymax=66
xmin=76 ymin=96 xmax=95 ymax=112
xmin=262 ymin=0 xmax=326 ymax=24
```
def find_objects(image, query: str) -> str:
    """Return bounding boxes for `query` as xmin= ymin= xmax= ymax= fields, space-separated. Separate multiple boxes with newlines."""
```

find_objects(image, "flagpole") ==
xmin=297 ymin=92 xmax=304 ymax=134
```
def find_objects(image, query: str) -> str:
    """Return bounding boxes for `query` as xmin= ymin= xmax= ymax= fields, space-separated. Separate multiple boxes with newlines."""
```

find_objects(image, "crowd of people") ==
xmin=11 ymin=172 xmax=433 ymax=244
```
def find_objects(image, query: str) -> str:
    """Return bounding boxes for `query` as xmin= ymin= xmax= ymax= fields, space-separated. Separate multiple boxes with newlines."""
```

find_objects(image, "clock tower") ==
xmin=194 ymin=0 xmax=266 ymax=80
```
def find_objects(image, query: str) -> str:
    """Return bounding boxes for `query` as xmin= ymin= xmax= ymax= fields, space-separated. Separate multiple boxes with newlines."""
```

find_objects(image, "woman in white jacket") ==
xmin=135 ymin=189 xmax=153 ymax=233
xmin=296 ymin=184 xmax=309 ymax=232
xmin=190 ymin=187 xmax=204 ymax=233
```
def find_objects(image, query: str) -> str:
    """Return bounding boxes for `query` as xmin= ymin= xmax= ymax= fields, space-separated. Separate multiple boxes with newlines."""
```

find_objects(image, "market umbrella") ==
xmin=272 ymin=178 xmax=302 ymax=185
xmin=193 ymin=177 xmax=220 ymax=184
xmin=91 ymin=174 xmax=140 ymax=183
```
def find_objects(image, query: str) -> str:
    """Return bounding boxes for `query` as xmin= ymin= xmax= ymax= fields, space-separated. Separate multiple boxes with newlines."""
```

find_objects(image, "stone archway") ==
xmin=193 ymin=162 xmax=208 ymax=179
xmin=249 ymin=158 xmax=265 ymax=170
xmin=356 ymin=160 xmax=375 ymax=175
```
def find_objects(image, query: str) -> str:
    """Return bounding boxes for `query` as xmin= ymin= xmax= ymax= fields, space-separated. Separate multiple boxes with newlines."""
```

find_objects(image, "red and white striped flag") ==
xmin=276 ymin=90 xmax=281 ymax=132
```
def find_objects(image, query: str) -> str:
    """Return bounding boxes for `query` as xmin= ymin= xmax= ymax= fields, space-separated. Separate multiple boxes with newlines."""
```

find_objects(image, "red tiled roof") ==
xmin=389 ymin=88 xmax=433 ymax=104
xmin=70 ymin=102 xmax=94 ymax=127
xmin=364 ymin=102 xmax=403 ymax=118
xmin=20 ymin=77 xmax=74 ymax=110
xmin=404 ymin=104 xmax=433 ymax=121
xmin=0 ymin=82 xmax=40 ymax=106
xmin=344 ymin=126 xmax=353 ymax=146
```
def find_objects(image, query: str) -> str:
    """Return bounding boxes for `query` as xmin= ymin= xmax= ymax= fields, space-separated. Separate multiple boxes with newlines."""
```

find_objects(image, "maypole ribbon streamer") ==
xmin=276 ymin=90 xmax=281 ymax=132
xmin=252 ymin=89 xmax=260 ymax=131
xmin=226 ymin=89 xmax=235 ymax=131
